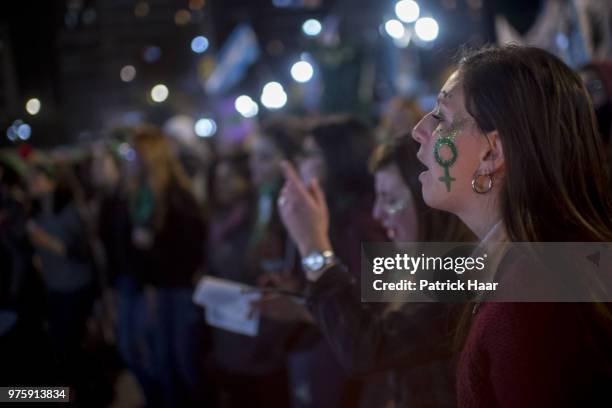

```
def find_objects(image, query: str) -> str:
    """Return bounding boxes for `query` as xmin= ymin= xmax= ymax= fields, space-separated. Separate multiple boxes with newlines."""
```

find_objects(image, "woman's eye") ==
xmin=384 ymin=197 xmax=399 ymax=206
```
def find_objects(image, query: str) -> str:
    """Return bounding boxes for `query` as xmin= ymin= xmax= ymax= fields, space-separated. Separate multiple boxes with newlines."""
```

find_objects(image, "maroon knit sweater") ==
xmin=457 ymin=267 xmax=612 ymax=407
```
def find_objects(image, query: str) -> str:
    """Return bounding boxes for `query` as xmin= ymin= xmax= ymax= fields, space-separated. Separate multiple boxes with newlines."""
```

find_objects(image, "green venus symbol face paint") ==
xmin=433 ymin=118 xmax=462 ymax=192
xmin=434 ymin=137 xmax=458 ymax=192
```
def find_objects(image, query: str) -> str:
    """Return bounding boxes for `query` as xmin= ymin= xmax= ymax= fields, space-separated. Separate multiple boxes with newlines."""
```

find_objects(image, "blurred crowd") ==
xmin=0 ymin=52 xmax=611 ymax=408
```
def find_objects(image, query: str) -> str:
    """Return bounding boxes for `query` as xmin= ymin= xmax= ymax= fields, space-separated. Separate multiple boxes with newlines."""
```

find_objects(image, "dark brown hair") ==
xmin=369 ymin=136 xmax=474 ymax=242
xmin=258 ymin=116 xmax=306 ymax=163
xmin=458 ymin=45 xmax=612 ymax=242
xmin=311 ymin=115 xmax=376 ymax=205
xmin=453 ymin=45 xmax=612 ymax=349
xmin=207 ymin=151 xmax=253 ymax=212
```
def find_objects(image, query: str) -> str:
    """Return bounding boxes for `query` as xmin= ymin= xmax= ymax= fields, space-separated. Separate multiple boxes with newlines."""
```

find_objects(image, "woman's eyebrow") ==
xmin=434 ymin=101 xmax=451 ymax=116
xmin=438 ymin=90 xmax=453 ymax=100
xmin=436 ymin=95 xmax=453 ymax=113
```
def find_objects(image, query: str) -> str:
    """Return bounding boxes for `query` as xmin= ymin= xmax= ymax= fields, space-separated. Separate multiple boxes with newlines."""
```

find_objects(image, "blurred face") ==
xmin=28 ymin=169 xmax=55 ymax=197
xmin=412 ymin=71 xmax=492 ymax=214
xmin=379 ymin=99 xmax=420 ymax=140
xmin=372 ymin=164 xmax=418 ymax=241
xmin=580 ymin=68 xmax=607 ymax=108
xmin=298 ymin=136 xmax=326 ymax=184
xmin=214 ymin=162 xmax=249 ymax=205
xmin=580 ymin=68 xmax=611 ymax=142
xmin=92 ymin=150 xmax=120 ymax=190
xmin=249 ymin=135 xmax=283 ymax=187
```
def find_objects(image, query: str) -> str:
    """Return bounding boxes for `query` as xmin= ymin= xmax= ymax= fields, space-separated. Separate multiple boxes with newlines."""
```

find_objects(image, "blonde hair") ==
xmin=132 ymin=124 xmax=193 ymax=229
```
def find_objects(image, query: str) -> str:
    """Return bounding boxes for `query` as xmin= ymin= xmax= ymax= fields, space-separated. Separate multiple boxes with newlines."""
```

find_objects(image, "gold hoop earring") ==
xmin=472 ymin=173 xmax=494 ymax=194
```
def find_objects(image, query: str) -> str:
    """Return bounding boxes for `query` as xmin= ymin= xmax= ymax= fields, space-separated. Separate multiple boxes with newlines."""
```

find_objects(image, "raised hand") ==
xmin=277 ymin=160 xmax=332 ymax=257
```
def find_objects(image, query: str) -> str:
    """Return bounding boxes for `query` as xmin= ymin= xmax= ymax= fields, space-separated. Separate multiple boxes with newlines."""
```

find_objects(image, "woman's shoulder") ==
xmin=475 ymin=302 xmax=609 ymax=356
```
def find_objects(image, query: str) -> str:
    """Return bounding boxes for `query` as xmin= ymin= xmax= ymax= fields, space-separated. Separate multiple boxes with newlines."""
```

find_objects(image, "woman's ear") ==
xmin=477 ymin=130 xmax=505 ymax=175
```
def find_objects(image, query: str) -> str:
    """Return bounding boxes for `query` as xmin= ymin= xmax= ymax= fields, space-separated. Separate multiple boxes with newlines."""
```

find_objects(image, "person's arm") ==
xmin=276 ymin=161 xmax=456 ymax=375
xmin=306 ymin=262 xmax=455 ymax=376
xmin=27 ymin=221 xmax=67 ymax=256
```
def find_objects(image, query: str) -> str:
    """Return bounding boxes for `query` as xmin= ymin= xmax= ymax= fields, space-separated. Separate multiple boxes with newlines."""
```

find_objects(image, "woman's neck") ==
xmin=458 ymin=200 xmax=502 ymax=241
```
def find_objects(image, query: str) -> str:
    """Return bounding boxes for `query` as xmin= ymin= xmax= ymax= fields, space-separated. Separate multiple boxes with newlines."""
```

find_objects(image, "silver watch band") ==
xmin=305 ymin=261 xmax=338 ymax=282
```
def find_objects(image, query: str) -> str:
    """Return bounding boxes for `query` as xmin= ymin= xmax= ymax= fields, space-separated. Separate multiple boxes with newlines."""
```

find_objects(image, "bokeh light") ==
xmin=174 ymin=9 xmax=191 ymax=26
xmin=385 ymin=19 xmax=405 ymax=40
xmin=120 ymin=65 xmax=137 ymax=82
xmin=189 ymin=0 xmax=205 ymax=11
xmin=261 ymin=82 xmax=287 ymax=109
xmin=150 ymin=84 xmax=169 ymax=102
xmin=191 ymin=36 xmax=209 ymax=53
xmin=234 ymin=95 xmax=259 ymax=118
xmin=194 ymin=118 xmax=217 ymax=137
xmin=143 ymin=46 xmax=162 ymax=63
xmin=17 ymin=123 xmax=31 ymax=140
xmin=302 ymin=19 xmax=322 ymax=36
xmin=395 ymin=0 xmax=420 ymax=23
xmin=415 ymin=17 xmax=439 ymax=42
xmin=134 ymin=1 xmax=150 ymax=17
xmin=290 ymin=60 xmax=314 ymax=83
xmin=26 ymin=98 xmax=41 ymax=115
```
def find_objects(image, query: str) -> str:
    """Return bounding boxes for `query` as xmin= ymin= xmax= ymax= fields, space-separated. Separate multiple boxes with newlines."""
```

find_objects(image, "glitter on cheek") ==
xmin=432 ymin=118 xmax=464 ymax=192
xmin=434 ymin=138 xmax=458 ymax=192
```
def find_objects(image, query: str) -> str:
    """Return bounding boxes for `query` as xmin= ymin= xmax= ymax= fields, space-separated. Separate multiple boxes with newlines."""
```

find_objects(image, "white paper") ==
xmin=192 ymin=276 xmax=261 ymax=337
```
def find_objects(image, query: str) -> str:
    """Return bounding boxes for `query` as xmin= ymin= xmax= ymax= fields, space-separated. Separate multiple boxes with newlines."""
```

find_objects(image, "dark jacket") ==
xmin=34 ymin=201 xmax=93 ymax=293
xmin=306 ymin=263 xmax=458 ymax=408
xmin=146 ymin=185 xmax=206 ymax=288
xmin=208 ymin=188 xmax=304 ymax=376
xmin=99 ymin=184 xmax=206 ymax=289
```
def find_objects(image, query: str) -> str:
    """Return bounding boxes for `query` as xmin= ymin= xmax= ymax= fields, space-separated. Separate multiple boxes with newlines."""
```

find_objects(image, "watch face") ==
xmin=305 ymin=253 xmax=325 ymax=270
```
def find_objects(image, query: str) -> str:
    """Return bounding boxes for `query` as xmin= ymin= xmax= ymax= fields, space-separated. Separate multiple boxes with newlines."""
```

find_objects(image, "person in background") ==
xmin=0 ymin=155 xmax=54 ymax=386
xmin=209 ymin=116 xmax=305 ymax=408
xmin=579 ymin=61 xmax=612 ymax=147
xmin=130 ymin=125 xmax=206 ymax=407
xmin=92 ymin=141 xmax=126 ymax=288
xmin=204 ymin=152 xmax=254 ymax=406
xmin=579 ymin=61 xmax=612 ymax=186
xmin=91 ymin=139 xmax=160 ymax=405
xmin=26 ymin=158 xmax=95 ymax=394
xmin=264 ymin=137 xmax=473 ymax=407
xmin=247 ymin=116 xmax=305 ymax=273
xmin=376 ymin=97 xmax=425 ymax=143
xmin=299 ymin=116 xmax=385 ymax=277
xmin=296 ymin=116 xmax=386 ymax=408
xmin=206 ymin=152 xmax=254 ymax=285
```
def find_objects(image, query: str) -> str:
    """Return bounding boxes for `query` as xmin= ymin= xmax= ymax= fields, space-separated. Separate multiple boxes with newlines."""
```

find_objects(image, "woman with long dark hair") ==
xmin=294 ymin=116 xmax=387 ymax=408
xmin=261 ymin=135 xmax=473 ymax=407
xmin=409 ymin=44 xmax=612 ymax=406
xmin=277 ymin=44 xmax=612 ymax=406
xmin=299 ymin=115 xmax=385 ymax=276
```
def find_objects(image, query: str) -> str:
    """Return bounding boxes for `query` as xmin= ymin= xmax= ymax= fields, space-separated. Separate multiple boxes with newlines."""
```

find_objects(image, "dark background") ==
xmin=0 ymin=0 xmax=541 ymax=147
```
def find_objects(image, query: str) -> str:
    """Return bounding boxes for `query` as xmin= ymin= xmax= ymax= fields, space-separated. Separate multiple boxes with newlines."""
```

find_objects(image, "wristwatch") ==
xmin=302 ymin=250 xmax=337 ymax=281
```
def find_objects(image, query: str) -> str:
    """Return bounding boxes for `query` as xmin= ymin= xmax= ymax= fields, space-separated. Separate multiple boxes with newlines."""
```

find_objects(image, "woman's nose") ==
xmin=411 ymin=116 xmax=428 ymax=145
